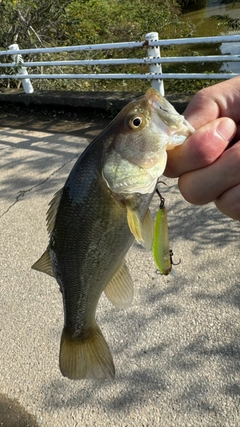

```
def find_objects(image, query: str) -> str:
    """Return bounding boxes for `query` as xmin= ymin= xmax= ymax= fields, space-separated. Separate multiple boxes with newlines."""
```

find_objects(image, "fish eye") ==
xmin=129 ymin=115 xmax=143 ymax=129
xmin=132 ymin=117 xmax=142 ymax=127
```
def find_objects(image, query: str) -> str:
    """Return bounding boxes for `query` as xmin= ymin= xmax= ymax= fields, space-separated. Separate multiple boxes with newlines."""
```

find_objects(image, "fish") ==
xmin=32 ymin=88 xmax=194 ymax=380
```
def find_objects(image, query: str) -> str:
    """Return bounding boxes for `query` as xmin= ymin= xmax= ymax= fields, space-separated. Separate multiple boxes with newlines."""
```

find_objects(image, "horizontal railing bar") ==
xmin=0 ymin=42 xmax=145 ymax=56
xmin=1 ymin=34 xmax=240 ymax=57
xmin=149 ymin=34 xmax=240 ymax=46
xmin=1 ymin=54 xmax=240 ymax=68
xmin=1 ymin=73 xmax=238 ymax=80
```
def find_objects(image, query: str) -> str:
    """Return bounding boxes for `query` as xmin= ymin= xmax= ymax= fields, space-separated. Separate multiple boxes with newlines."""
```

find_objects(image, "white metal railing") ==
xmin=0 ymin=32 xmax=240 ymax=95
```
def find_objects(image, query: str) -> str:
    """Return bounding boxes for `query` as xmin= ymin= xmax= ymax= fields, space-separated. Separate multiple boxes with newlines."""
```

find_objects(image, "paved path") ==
xmin=0 ymin=115 xmax=239 ymax=427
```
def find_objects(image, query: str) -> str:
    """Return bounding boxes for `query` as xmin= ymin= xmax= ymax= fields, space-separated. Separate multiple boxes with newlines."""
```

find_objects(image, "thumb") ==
xmin=165 ymin=118 xmax=236 ymax=178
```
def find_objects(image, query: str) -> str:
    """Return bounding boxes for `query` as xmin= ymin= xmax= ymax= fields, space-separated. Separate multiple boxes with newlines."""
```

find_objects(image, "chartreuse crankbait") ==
xmin=152 ymin=190 xmax=172 ymax=275
xmin=152 ymin=187 xmax=181 ymax=275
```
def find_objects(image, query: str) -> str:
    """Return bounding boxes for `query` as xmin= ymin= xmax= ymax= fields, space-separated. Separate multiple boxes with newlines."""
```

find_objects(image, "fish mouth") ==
xmin=147 ymin=88 xmax=194 ymax=146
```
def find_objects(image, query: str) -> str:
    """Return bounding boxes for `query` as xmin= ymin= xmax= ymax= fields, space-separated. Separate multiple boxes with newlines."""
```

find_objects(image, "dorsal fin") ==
xmin=104 ymin=260 xmax=134 ymax=308
xmin=46 ymin=188 xmax=63 ymax=236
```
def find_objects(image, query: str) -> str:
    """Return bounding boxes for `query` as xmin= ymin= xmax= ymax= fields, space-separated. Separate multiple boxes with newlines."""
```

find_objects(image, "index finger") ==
xmin=184 ymin=76 xmax=240 ymax=129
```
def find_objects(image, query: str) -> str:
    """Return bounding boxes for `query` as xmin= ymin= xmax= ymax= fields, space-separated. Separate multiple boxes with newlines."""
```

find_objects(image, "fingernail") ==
xmin=217 ymin=118 xmax=236 ymax=142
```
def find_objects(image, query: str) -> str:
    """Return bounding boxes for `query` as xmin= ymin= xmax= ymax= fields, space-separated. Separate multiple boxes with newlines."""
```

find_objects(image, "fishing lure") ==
xmin=152 ymin=189 xmax=172 ymax=275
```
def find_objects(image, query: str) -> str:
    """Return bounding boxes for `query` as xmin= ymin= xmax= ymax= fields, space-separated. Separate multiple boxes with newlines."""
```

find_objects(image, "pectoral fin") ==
xmin=126 ymin=206 xmax=154 ymax=250
xmin=141 ymin=208 xmax=154 ymax=251
xmin=31 ymin=248 xmax=54 ymax=277
xmin=104 ymin=260 xmax=133 ymax=308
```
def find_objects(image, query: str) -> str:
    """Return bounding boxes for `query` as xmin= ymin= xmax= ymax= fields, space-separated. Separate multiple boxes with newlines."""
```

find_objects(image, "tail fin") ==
xmin=59 ymin=325 xmax=115 ymax=380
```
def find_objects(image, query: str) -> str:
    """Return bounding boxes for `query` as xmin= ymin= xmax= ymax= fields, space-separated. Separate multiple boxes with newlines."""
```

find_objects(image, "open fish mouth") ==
xmin=147 ymin=89 xmax=194 ymax=145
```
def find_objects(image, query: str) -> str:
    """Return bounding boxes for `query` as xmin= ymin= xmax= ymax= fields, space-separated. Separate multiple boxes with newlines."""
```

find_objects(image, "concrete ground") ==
xmin=0 ymin=105 xmax=239 ymax=427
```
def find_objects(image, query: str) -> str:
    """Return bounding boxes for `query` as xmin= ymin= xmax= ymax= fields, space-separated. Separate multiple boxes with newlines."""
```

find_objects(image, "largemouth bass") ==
xmin=32 ymin=88 xmax=194 ymax=380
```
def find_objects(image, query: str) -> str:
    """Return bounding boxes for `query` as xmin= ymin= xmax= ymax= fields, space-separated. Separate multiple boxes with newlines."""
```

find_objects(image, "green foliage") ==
xmin=0 ymin=0 xmax=227 ymax=93
xmin=64 ymin=0 xmax=185 ymax=45
xmin=164 ymin=78 xmax=221 ymax=94
xmin=211 ymin=14 xmax=240 ymax=31
xmin=176 ymin=0 xmax=207 ymax=12
xmin=0 ymin=0 xmax=70 ymax=48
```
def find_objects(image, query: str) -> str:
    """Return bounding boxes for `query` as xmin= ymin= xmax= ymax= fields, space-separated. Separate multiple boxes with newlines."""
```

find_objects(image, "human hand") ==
xmin=164 ymin=76 xmax=240 ymax=220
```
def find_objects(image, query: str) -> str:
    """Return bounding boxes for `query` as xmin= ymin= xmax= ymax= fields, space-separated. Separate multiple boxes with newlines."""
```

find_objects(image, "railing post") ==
xmin=8 ymin=44 xmax=34 ymax=94
xmin=145 ymin=32 xmax=164 ymax=96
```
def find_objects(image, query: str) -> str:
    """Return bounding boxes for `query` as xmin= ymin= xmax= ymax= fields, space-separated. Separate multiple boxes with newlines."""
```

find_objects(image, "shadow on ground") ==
xmin=0 ymin=393 xmax=39 ymax=427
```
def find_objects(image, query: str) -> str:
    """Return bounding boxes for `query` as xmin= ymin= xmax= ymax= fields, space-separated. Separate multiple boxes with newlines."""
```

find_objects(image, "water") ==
xmin=183 ymin=0 xmax=240 ymax=74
